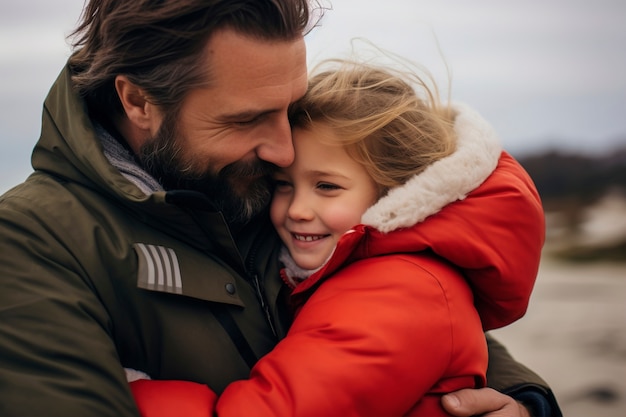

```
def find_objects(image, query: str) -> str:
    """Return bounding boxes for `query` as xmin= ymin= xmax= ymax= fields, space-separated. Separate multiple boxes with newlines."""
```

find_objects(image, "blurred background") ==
xmin=1 ymin=1 xmax=625 ymax=416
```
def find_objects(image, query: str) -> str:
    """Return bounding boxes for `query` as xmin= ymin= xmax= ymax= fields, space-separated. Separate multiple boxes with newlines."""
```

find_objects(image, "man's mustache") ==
xmin=219 ymin=160 xmax=277 ymax=179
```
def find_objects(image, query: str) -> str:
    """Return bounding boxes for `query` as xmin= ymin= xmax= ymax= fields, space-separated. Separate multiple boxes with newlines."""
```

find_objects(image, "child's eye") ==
xmin=317 ymin=182 xmax=341 ymax=191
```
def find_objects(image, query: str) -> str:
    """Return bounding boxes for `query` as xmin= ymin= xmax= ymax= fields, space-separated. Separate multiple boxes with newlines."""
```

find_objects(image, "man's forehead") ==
xmin=197 ymin=31 xmax=307 ymax=114
xmin=205 ymin=29 xmax=307 ymax=81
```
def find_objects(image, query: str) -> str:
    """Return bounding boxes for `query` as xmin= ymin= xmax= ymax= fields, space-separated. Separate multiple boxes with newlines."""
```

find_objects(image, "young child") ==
xmin=130 ymin=60 xmax=545 ymax=417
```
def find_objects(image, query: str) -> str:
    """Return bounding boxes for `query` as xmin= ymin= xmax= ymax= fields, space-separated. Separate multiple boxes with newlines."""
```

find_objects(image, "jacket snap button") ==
xmin=225 ymin=283 xmax=236 ymax=295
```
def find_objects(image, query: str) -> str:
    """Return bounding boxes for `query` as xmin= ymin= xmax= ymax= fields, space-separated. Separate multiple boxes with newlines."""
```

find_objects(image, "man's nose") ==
xmin=257 ymin=117 xmax=294 ymax=168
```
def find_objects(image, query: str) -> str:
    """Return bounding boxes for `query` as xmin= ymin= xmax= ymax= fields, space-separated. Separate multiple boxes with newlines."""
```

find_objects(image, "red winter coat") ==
xmin=131 ymin=104 xmax=545 ymax=417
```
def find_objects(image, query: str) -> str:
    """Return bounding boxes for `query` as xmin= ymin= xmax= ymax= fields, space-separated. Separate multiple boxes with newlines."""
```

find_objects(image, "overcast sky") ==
xmin=1 ymin=0 xmax=625 ymax=193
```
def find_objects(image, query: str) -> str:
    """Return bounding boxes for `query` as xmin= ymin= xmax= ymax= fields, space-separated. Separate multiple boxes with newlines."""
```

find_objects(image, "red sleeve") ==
xmin=129 ymin=379 xmax=217 ymax=417
xmin=215 ymin=255 xmax=486 ymax=417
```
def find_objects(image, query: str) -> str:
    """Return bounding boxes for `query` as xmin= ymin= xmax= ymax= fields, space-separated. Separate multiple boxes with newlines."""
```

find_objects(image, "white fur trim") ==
xmin=361 ymin=103 xmax=502 ymax=233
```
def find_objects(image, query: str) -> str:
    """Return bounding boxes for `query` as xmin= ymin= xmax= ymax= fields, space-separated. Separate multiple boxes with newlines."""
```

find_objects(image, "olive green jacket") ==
xmin=0 ymin=66 xmax=555 ymax=416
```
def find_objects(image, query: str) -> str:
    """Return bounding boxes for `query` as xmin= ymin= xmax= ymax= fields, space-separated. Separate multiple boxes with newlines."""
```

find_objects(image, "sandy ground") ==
xmin=490 ymin=257 xmax=626 ymax=417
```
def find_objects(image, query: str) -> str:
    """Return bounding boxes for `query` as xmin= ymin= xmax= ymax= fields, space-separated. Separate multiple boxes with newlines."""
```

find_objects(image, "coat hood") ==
xmin=361 ymin=102 xmax=502 ymax=232
xmin=289 ymin=103 xmax=545 ymax=330
xmin=32 ymin=67 xmax=153 ymax=204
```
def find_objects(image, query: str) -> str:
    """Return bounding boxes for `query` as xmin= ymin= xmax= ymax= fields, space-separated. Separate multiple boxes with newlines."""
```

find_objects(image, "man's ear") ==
xmin=115 ymin=75 xmax=159 ymax=133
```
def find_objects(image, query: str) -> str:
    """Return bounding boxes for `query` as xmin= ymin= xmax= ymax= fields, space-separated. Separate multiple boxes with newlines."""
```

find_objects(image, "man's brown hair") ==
xmin=69 ymin=0 xmax=312 ymax=119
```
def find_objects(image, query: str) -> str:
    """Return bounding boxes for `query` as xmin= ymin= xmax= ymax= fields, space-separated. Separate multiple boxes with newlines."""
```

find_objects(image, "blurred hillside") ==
xmin=516 ymin=144 xmax=626 ymax=262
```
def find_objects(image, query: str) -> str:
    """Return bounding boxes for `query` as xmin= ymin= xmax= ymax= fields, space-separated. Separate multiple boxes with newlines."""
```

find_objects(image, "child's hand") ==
xmin=129 ymin=379 xmax=217 ymax=417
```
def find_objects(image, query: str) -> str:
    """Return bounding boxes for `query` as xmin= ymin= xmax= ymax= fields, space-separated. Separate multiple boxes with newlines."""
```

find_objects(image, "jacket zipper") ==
xmin=168 ymin=191 xmax=278 ymax=338
xmin=172 ymin=195 xmax=278 ymax=337
xmin=252 ymin=273 xmax=277 ymax=338
xmin=245 ymin=219 xmax=278 ymax=339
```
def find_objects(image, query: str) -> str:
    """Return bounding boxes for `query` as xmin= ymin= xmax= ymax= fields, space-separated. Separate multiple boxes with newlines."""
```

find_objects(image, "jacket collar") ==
xmin=33 ymin=65 xmax=249 ymax=265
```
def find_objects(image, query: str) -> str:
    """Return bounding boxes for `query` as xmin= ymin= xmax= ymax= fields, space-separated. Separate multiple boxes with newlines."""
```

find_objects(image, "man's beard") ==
xmin=138 ymin=112 xmax=276 ymax=225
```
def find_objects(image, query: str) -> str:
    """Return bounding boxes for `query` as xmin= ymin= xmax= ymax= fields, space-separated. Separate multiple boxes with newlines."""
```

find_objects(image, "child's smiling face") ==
xmin=270 ymin=123 xmax=379 ymax=270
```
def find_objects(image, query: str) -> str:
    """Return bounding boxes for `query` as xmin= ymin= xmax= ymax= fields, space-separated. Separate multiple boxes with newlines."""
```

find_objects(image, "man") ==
xmin=0 ymin=1 xmax=560 ymax=416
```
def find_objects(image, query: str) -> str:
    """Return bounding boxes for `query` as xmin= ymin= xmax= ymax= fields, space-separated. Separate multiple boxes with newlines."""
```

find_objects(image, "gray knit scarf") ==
xmin=96 ymin=123 xmax=164 ymax=195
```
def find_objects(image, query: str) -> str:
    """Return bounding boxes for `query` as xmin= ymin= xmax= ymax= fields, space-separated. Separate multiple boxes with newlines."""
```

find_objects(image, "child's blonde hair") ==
xmin=289 ymin=58 xmax=457 ymax=197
